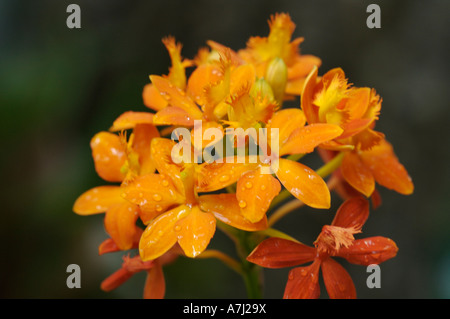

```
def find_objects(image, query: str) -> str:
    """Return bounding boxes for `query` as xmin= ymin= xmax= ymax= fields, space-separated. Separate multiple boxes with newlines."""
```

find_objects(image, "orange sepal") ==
xmin=143 ymin=261 xmax=165 ymax=299
xmin=98 ymin=228 xmax=142 ymax=255
xmin=276 ymin=158 xmax=330 ymax=209
xmin=110 ymin=111 xmax=155 ymax=132
xmin=360 ymin=139 xmax=414 ymax=195
xmin=90 ymin=132 xmax=126 ymax=182
xmin=197 ymin=160 xmax=258 ymax=192
xmin=175 ymin=206 xmax=216 ymax=258
xmin=139 ymin=205 xmax=191 ymax=261
xmin=280 ymin=123 xmax=343 ymax=156
xmin=336 ymin=236 xmax=399 ymax=266
xmin=283 ymin=260 xmax=321 ymax=299
xmin=132 ymin=124 xmax=160 ymax=175
xmin=331 ymin=196 xmax=370 ymax=229
xmin=340 ymin=152 xmax=375 ymax=197
xmin=247 ymin=237 xmax=316 ymax=268
xmin=142 ymin=83 xmax=168 ymax=111
xmin=198 ymin=194 xmax=268 ymax=231
xmin=300 ymin=66 xmax=320 ymax=124
xmin=121 ymin=174 xmax=185 ymax=223
xmin=266 ymin=108 xmax=306 ymax=146
xmin=104 ymin=202 xmax=140 ymax=250
xmin=73 ymin=186 xmax=124 ymax=215
xmin=321 ymin=257 xmax=356 ymax=299
xmin=101 ymin=267 xmax=134 ymax=292
xmin=236 ymin=168 xmax=281 ymax=223
xmin=153 ymin=106 xmax=194 ymax=127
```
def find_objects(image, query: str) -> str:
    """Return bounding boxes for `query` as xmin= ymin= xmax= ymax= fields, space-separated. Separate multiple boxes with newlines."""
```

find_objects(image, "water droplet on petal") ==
xmin=155 ymin=205 xmax=162 ymax=212
xmin=288 ymin=272 xmax=295 ymax=280
xmin=245 ymin=181 xmax=253 ymax=189
xmin=260 ymin=185 xmax=266 ymax=191
xmin=239 ymin=200 xmax=247 ymax=208
xmin=219 ymin=175 xmax=229 ymax=182
xmin=174 ymin=225 xmax=181 ymax=232
xmin=153 ymin=194 xmax=162 ymax=202
xmin=162 ymin=180 xmax=169 ymax=187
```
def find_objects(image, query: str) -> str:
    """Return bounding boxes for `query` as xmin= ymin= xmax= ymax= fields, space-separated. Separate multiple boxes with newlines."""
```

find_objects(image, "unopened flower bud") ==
xmin=265 ymin=57 xmax=287 ymax=105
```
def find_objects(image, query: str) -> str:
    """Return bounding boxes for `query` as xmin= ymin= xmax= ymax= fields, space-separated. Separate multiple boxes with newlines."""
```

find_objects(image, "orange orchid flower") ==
xmin=247 ymin=197 xmax=398 ymax=298
xmin=197 ymin=107 xmax=344 ymax=223
xmin=73 ymin=124 xmax=159 ymax=251
xmin=122 ymin=137 xmax=267 ymax=262
xmin=238 ymin=13 xmax=321 ymax=98
xmin=302 ymin=66 xmax=413 ymax=197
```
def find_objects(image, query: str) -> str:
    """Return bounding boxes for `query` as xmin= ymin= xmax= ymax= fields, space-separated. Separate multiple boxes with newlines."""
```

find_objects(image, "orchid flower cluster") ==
xmin=73 ymin=13 xmax=413 ymax=299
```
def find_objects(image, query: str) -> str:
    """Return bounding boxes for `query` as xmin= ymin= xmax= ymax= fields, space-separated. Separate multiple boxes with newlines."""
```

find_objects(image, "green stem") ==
xmin=257 ymin=227 xmax=301 ymax=243
xmin=316 ymin=151 xmax=345 ymax=179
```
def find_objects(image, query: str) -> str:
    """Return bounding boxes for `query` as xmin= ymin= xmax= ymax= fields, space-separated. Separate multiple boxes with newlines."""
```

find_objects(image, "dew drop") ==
xmin=219 ymin=175 xmax=229 ymax=182
xmin=288 ymin=272 xmax=295 ymax=280
xmin=162 ymin=180 xmax=169 ymax=187
xmin=260 ymin=185 xmax=266 ymax=191
xmin=155 ymin=205 xmax=162 ymax=212
xmin=153 ymin=194 xmax=162 ymax=202
xmin=238 ymin=200 xmax=247 ymax=208
xmin=157 ymin=230 xmax=164 ymax=237
xmin=174 ymin=225 xmax=181 ymax=232
xmin=245 ymin=181 xmax=253 ymax=189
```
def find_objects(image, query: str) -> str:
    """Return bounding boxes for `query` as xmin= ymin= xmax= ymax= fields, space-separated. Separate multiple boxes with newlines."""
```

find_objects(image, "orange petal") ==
xmin=276 ymin=158 xmax=330 ymax=209
xmin=287 ymin=55 xmax=322 ymax=80
xmin=280 ymin=123 xmax=343 ymax=156
xmin=266 ymin=108 xmax=306 ymax=146
xmin=198 ymin=194 xmax=268 ymax=231
xmin=139 ymin=205 xmax=191 ymax=261
xmin=175 ymin=206 xmax=216 ymax=258
xmin=300 ymin=66 xmax=320 ymax=124
xmin=230 ymin=64 xmax=256 ymax=96
xmin=331 ymin=196 xmax=370 ymax=229
xmin=150 ymin=75 xmax=203 ymax=120
xmin=143 ymin=261 xmax=165 ymax=299
xmin=339 ymin=118 xmax=373 ymax=139
xmin=150 ymin=137 xmax=185 ymax=194
xmin=73 ymin=186 xmax=124 ymax=215
xmin=110 ymin=111 xmax=154 ymax=132
xmin=121 ymin=174 xmax=185 ymax=223
xmin=321 ymin=257 xmax=356 ymax=299
xmin=283 ymin=260 xmax=321 ymax=299
xmin=247 ymin=237 xmax=316 ymax=268
xmin=104 ymin=202 xmax=140 ymax=250
xmin=236 ymin=167 xmax=281 ymax=223
xmin=359 ymin=139 xmax=414 ymax=195
xmin=132 ymin=124 xmax=160 ymax=175
xmin=143 ymin=83 xmax=168 ymax=111
xmin=197 ymin=160 xmax=258 ymax=192
xmin=340 ymin=152 xmax=375 ymax=197
xmin=90 ymin=132 xmax=127 ymax=182
xmin=187 ymin=64 xmax=223 ymax=106
xmin=153 ymin=106 xmax=194 ymax=126
xmin=336 ymin=236 xmax=398 ymax=266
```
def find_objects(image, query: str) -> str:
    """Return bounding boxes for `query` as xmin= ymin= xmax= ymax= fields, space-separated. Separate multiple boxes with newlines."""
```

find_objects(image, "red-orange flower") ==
xmin=247 ymin=197 xmax=398 ymax=298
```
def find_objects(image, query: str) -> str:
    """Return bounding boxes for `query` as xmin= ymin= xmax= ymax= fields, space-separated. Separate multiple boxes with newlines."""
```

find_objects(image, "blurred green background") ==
xmin=1 ymin=0 xmax=449 ymax=299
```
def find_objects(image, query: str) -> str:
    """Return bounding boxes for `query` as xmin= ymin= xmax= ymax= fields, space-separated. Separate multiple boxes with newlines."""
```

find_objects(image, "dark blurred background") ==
xmin=1 ymin=0 xmax=449 ymax=299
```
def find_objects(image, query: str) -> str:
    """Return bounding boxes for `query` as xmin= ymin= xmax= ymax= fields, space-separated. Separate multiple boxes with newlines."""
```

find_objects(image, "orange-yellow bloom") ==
xmin=124 ymin=138 xmax=268 ymax=261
